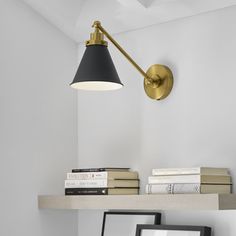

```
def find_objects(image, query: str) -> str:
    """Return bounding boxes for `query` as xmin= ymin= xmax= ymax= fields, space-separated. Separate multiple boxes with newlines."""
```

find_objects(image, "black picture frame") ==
xmin=101 ymin=211 xmax=161 ymax=236
xmin=135 ymin=224 xmax=211 ymax=236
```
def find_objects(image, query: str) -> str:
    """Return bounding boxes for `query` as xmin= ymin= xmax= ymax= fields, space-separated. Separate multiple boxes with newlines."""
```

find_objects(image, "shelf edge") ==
xmin=37 ymin=194 xmax=236 ymax=211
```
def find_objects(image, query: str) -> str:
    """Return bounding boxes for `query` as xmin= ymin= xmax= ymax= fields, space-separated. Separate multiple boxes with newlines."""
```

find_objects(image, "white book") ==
xmin=148 ymin=174 xmax=231 ymax=184
xmin=67 ymin=172 xmax=108 ymax=180
xmin=65 ymin=179 xmax=108 ymax=188
xmin=66 ymin=171 xmax=138 ymax=180
xmin=146 ymin=183 xmax=200 ymax=194
xmin=152 ymin=167 xmax=229 ymax=176
xmin=146 ymin=184 xmax=173 ymax=194
xmin=65 ymin=179 xmax=139 ymax=188
xmin=146 ymin=183 xmax=231 ymax=194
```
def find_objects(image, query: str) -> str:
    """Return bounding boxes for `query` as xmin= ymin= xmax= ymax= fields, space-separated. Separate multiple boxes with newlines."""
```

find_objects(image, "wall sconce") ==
xmin=70 ymin=21 xmax=174 ymax=100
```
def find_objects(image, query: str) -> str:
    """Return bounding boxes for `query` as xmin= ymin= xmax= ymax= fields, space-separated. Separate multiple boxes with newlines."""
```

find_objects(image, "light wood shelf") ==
xmin=38 ymin=194 xmax=236 ymax=211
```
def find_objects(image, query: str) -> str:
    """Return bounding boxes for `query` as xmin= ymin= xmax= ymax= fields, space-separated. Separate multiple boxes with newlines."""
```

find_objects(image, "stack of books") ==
xmin=65 ymin=167 xmax=139 ymax=195
xmin=146 ymin=167 xmax=232 ymax=194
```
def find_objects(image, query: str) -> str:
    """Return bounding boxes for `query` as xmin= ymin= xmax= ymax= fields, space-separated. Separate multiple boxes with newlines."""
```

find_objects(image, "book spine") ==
xmin=145 ymin=184 xmax=172 ymax=194
xmin=148 ymin=175 xmax=200 ymax=184
xmin=146 ymin=183 xmax=201 ymax=194
xmin=67 ymin=172 xmax=108 ymax=180
xmin=152 ymin=168 xmax=200 ymax=176
xmin=65 ymin=188 xmax=108 ymax=195
xmin=65 ymin=179 xmax=108 ymax=188
xmin=72 ymin=168 xmax=106 ymax=172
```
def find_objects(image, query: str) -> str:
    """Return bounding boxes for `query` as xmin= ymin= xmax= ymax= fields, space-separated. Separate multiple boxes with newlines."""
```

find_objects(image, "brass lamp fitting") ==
xmin=86 ymin=25 xmax=108 ymax=46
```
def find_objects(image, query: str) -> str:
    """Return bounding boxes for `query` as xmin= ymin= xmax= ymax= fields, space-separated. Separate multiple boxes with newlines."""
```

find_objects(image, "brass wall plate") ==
xmin=144 ymin=64 xmax=173 ymax=100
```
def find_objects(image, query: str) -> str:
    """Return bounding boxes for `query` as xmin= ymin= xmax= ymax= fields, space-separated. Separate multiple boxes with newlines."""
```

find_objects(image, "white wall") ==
xmin=77 ymin=5 xmax=236 ymax=236
xmin=0 ymin=0 xmax=78 ymax=235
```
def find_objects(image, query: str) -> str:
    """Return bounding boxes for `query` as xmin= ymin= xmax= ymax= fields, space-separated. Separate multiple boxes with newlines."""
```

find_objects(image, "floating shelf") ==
xmin=38 ymin=194 xmax=236 ymax=211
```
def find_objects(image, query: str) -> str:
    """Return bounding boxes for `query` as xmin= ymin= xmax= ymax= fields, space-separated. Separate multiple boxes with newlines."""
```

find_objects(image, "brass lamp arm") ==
xmin=92 ymin=21 xmax=155 ymax=83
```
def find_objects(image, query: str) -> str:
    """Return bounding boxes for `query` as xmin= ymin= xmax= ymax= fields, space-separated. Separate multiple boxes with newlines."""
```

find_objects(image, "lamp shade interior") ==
xmin=70 ymin=81 xmax=123 ymax=91
xmin=70 ymin=45 xmax=123 ymax=91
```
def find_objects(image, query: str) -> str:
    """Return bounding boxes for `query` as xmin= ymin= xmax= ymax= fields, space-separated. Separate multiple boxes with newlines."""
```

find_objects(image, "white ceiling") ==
xmin=22 ymin=0 xmax=236 ymax=43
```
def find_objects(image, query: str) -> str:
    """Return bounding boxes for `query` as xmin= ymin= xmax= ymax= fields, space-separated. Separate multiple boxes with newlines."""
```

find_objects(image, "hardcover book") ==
xmin=152 ymin=167 xmax=229 ymax=176
xmin=148 ymin=174 xmax=231 ymax=184
xmin=65 ymin=188 xmax=139 ymax=195
xmin=145 ymin=183 xmax=232 ymax=194
xmin=67 ymin=171 xmax=138 ymax=180
xmin=65 ymin=179 xmax=139 ymax=188
xmin=72 ymin=167 xmax=130 ymax=172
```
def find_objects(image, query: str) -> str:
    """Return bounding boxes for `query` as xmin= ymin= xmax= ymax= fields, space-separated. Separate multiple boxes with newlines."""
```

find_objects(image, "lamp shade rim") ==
xmin=70 ymin=81 xmax=123 ymax=91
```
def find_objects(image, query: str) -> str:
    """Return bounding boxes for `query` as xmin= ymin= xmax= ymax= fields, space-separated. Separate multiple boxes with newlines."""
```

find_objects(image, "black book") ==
xmin=72 ymin=167 xmax=130 ymax=173
xmin=65 ymin=188 xmax=139 ymax=195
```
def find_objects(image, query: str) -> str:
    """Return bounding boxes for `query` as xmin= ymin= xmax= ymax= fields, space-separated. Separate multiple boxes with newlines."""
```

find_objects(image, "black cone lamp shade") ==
xmin=70 ymin=45 xmax=123 ymax=91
